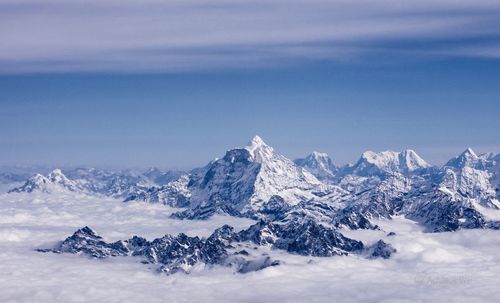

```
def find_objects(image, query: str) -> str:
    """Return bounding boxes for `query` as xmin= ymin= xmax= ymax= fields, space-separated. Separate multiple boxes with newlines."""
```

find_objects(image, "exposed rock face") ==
xmin=236 ymin=220 xmax=364 ymax=257
xmin=39 ymin=225 xmax=281 ymax=275
xmin=36 ymin=226 xmax=129 ymax=258
xmin=170 ymin=201 xmax=241 ymax=220
xmin=332 ymin=208 xmax=379 ymax=230
xmin=38 ymin=219 xmax=385 ymax=275
xmin=366 ymin=240 xmax=397 ymax=259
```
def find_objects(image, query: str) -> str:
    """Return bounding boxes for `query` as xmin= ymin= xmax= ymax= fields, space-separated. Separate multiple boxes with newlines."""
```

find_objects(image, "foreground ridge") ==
xmin=38 ymin=220 xmax=395 ymax=275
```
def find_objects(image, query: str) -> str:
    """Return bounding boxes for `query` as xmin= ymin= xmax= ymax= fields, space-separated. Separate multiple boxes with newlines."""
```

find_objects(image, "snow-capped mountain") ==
xmin=219 ymin=135 xmax=326 ymax=212
xmin=331 ymin=147 xmax=500 ymax=231
xmin=441 ymin=148 xmax=499 ymax=207
xmin=445 ymin=148 xmax=490 ymax=170
xmin=64 ymin=167 xmax=155 ymax=197
xmin=294 ymin=151 xmax=337 ymax=182
xmin=10 ymin=137 xmax=500 ymax=234
xmin=128 ymin=136 xmax=344 ymax=218
xmin=339 ymin=149 xmax=432 ymax=179
xmin=124 ymin=175 xmax=191 ymax=207
xmin=9 ymin=167 xmax=168 ymax=198
xmin=9 ymin=137 xmax=500 ymax=282
xmin=9 ymin=169 xmax=87 ymax=194
xmin=402 ymin=148 xmax=500 ymax=231
xmin=124 ymin=137 xmax=500 ymax=232
xmin=310 ymin=149 xmax=434 ymax=221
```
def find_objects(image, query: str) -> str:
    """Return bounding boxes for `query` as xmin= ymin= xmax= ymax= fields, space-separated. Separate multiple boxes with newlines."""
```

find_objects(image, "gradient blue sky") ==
xmin=1 ymin=0 xmax=499 ymax=169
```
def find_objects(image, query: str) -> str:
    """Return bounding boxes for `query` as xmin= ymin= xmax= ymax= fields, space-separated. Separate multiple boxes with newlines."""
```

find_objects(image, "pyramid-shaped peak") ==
xmin=399 ymin=149 xmax=431 ymax=170
xmin=462 ymin=147 xmax=477 ymax=157
xmin=47 ymin=168 xmax=73 ymax=184
xmin=445 ymin=147 xmax=482 ymax=169
xmin=400 ymin=149 xmax=428 ymax=160
xmin=248 ymin=135 xmax=266 ymax=147
xmin=245 ymin=135 xmax=272 ymax=156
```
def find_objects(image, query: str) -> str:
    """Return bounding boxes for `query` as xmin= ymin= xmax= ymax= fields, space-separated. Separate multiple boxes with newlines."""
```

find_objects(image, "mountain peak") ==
xmin=445 ymin=147 xmax=482 ymax=169
xmin=48 ymin=168 xmax=70 ymax=183
xmin=400 ymin=149 xmax=431 ymax=170
xmin=247 ymin=135 xmax=266 ymax=148
xmin=49 ymin=168 xmax=64 ymax=176
xmin=245 ymin=135 xmax=273 ymax=161
xmin=294 ymin=151 xmax=337 ymax=181
xmin=311 ymin=151 xmax=329 ymax=159
xmin=47 ymin=168 xmax=71 ymax=183
xmin=347 ymin=149 xmax=430 ymax=177
xmin=360 ymin=150 xmax=398 ymax=164
xmin=463 ymin=147 xmax=477 ymax=158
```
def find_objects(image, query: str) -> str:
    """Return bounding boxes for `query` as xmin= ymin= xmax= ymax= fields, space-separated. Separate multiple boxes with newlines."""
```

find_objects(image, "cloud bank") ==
xmin=1 ymin=192 xmax=500 ymax=302
xmin=1 ymin=0 xmax=500 ymax=73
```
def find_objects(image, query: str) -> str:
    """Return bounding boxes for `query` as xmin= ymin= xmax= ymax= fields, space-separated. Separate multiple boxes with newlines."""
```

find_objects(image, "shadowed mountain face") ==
xmin=39 ymin=219 xmax=395 ymax=275
xmin=294 ymin=151 xmax=338 ymax=182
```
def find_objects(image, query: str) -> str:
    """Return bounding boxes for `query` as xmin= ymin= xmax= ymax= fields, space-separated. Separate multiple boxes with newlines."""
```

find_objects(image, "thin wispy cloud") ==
xmin=1 ymin=0 xmax=500 ymax=73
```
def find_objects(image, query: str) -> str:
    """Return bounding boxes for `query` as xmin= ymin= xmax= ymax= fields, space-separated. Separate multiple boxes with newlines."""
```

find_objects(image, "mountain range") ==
xmin=9 ymin=135 xmax=500 ymax=274
xmin=8 ymin=167 xmax=184 ymax=198
xmin=10 ymin=135 xmax=500 ymax=232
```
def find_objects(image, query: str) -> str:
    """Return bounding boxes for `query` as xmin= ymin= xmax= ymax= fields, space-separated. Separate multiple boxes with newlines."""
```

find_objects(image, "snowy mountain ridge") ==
xmin=9 ymin=167 xmax=183 ymax=198
xmin=9 ymin=136 xmax=500 ymax=234
xmin=337 ymin=149 xmax=432 ymax=180
xmin=9 ymin=169 xmax=88 ymax=194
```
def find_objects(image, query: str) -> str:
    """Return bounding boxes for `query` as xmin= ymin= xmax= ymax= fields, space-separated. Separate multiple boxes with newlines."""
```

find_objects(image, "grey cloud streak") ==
xmin=1 ymin=0 xmax=500 ymax=73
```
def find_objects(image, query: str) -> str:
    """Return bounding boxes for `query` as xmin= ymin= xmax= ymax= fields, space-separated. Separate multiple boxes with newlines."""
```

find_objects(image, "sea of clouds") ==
xmin=0 ymin=191 xmax=499 ymax=302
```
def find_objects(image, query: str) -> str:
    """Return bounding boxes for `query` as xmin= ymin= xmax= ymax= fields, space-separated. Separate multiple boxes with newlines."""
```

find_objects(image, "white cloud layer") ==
xmin=0 ymin=191 xmax=500 ymax=302
xmin=1 ymin=0 xmax=500 ymax=73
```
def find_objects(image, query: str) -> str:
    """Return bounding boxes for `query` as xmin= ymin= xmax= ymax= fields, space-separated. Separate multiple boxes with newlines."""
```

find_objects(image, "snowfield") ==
xmin=1 ymin=191 xmax=499 ymax=303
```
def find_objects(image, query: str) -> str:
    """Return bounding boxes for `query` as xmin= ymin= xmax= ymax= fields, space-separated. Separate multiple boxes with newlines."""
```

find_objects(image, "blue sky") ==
xmin=1 ymin=0 xmax=499 ymax=169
